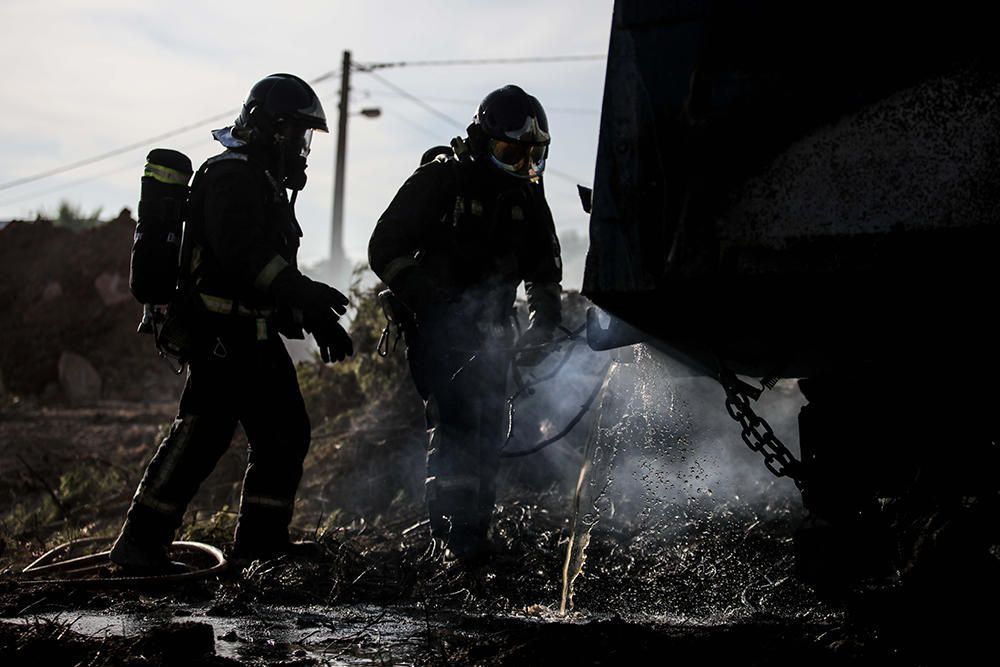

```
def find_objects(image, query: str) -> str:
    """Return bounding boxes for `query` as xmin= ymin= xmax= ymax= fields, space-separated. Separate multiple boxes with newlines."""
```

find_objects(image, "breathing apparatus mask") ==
xmin=228 ymin=73 xmax=329 ymax=192
xmin=487 ymin=138 xmax=547 ymax=181
xmin=273 ymin=123 xmax=313 ymax=191
xmin=469 ymin=84 xmax=550 ymax=183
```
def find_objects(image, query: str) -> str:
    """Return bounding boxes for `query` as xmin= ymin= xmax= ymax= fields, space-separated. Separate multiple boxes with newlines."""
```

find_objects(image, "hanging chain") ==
xmin=719 ymin=370 xmax=805 ymax=491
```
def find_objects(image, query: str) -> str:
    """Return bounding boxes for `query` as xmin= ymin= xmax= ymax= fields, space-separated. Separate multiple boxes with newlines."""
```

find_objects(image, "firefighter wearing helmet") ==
xmin=110 ymin=74 xmax=354 ymax=570
xmin=368 ymin=85 xmax=563 ymax=565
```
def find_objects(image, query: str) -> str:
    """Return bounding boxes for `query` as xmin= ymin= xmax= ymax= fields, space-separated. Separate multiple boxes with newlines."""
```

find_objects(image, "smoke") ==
xmin=497 ymin=296 xmax=610 ymax=495
xmin=532 ymin=345 xmax=813 ymax=620
xmin=509 ymin=335 xmax=813 ymax=616
xmin=505 ymin=337 xmax=806 ymax=522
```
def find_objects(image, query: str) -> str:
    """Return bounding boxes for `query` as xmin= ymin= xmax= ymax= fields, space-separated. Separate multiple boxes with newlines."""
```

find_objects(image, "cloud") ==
xmin=0 ymin=0 xmax=613 ymax=271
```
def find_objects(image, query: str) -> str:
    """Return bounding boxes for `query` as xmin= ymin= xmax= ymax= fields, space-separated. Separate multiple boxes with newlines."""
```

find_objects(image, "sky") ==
xmin=0 ymin=0 xmax=613 ymax=288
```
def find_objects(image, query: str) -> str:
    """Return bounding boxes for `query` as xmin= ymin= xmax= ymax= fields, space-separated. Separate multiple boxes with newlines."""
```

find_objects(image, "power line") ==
xmin=363 ymin=71 xmax=466 ymax=131
xmin=0 ymin=71 xmax=341 ymax=194
xmin=355 ymin=54 xmax=605 ymax=71
xmin=383 ymin=108 xmax=452 ymax=143
xmin=359 ymin=89 xmax=599 ymax=114
xmin=546 ymin=167 xmax=587 ymax=187
xmin=0 ymin=108 xmax=237 ymax=193
xmin=0 ymin=135 xmax=217 ymax=210
xmin=360 ymin=70 xmax=586 ymax=185
xmin=0 ymin=162 xmax=136 ymax=210
xmin=0 ymin=54 xmax=599 ymax=197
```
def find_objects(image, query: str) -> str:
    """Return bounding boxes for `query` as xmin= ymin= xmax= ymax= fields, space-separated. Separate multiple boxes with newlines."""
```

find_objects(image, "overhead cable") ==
xmin=0 ymin=71 xmax=340 ymax=193
xmin=354 ymin=54 xmax=605 ymax=71
xmin=361 ymin=71 xmax=586 ymax=185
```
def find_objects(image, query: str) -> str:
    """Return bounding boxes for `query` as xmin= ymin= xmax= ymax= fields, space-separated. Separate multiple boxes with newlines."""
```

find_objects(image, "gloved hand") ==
xmin=514 ymin=324 xmax=556 ymax=367
xmin=304 ymin=309 xmax=354 ymax=363
xmin=271 ymin=268 xmax=349 ymax=316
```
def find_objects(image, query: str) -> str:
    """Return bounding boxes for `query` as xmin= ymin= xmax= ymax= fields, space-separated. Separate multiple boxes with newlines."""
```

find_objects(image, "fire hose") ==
xmin=376 ymin=297 xmax=611 ymax=458
xmin=20 ymin=536 xmax=228 ymax=587
xmin=500 ymin=323 xmax=611 ymax=458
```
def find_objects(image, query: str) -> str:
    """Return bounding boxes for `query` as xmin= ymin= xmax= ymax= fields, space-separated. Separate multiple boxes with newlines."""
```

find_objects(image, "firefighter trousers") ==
xmin=120 ymin=325 xmax=310 ymax=552
xmin=417 ymin=342 xmax=509 ymax=548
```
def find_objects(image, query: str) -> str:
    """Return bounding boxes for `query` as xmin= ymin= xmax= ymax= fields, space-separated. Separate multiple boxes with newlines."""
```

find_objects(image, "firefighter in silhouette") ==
xmin=369 ymin=85 xmax=563 ymax=564
xmin=110 ymin=74 xmax=354 ymax=570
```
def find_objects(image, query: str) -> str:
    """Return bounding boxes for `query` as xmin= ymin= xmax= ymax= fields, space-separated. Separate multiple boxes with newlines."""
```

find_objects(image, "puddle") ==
xmin=5 ymin=602 xmax=837 ymax=666
xmin=7 ymin=603 xmax=444 ymax=665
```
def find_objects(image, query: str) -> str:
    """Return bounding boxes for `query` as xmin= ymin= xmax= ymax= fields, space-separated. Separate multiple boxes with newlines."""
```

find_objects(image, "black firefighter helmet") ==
xmin=232 ymin=74 xmax=328 ymax=190
xmin=468 ymin=84 xmax=549 ymax=180
xmin=234 ymin=73 xmax=328 ymax=160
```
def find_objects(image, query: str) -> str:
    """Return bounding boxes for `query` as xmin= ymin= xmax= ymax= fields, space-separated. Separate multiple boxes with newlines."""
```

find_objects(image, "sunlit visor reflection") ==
xmin=278 ymin=126 xmax=314 ymax=157
xmin=299 ymin=128 xmax=313 ymax=157
xmin=488 ymin=139 xmax=547 ymax=179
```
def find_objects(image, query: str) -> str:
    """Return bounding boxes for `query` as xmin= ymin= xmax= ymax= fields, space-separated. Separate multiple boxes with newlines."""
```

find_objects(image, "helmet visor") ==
xmin=488 ymin=139 xmax=547 ymax=179
xmin=276 ymin=125 xmax=314 ymax=158
xmin=299 ymin=128 xmax=313 ymax=158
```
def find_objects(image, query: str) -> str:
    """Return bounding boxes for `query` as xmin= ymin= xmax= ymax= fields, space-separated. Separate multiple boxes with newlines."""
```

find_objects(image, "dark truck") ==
xmin=582 ymin=1 xmax=998 ymax=598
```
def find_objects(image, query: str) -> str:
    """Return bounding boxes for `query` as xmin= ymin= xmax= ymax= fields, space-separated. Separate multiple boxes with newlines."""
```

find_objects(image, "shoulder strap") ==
xmin=441 ymin=154 xmax=471 ymax=195
xmin=176 ymin=156 xmax=229 ymax=295
xmin=205 ymin=150 xmax=249 ymax=167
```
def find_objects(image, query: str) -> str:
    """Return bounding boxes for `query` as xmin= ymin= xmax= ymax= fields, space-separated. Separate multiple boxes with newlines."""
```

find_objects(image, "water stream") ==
xmin=558 ymin=345 xmax=808 ymax=617
xmin=560 ymin=361 xmax=616 ymax=614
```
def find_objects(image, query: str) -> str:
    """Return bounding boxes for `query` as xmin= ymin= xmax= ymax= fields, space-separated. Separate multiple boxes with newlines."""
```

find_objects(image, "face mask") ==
xmin=283 ymin=155 xmax=308 ymax=191
xmin=275 ymin=125 xmax=312 ymax=191
xmin=487 ymin=138 xmax=547 ymax=180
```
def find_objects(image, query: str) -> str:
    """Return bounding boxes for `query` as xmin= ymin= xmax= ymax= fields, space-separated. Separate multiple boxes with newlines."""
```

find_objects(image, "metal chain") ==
xmin=720 ymin=371 xmax=805 ymax=491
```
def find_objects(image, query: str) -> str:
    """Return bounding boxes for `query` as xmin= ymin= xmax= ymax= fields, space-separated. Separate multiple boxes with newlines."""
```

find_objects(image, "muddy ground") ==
xmin=1 ymin=219 xmax=993 ymax=665
xmin=2 ymin=387 xmax=984 ymax=666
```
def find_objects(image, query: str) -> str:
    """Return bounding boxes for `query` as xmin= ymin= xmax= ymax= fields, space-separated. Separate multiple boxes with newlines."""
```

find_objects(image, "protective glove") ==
xmin=270 ymin=267 xmax=349 ymax=316
xmin=513 ymin=324 xmax=556 ymax=367
xmin=304 ymin=309 xmax=354 ymax=363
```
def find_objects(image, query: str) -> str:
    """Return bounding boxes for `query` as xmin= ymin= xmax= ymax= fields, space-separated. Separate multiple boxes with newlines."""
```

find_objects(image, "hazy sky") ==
xmin=0 ymin=0 xmax=613 ymax=286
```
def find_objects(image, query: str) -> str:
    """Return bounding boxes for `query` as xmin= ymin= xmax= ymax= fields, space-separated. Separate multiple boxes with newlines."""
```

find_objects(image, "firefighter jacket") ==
xmin=181 ymin=150 xmax=305 ymax=338
xmin=368 ymin=156 xmax=563 ymax=334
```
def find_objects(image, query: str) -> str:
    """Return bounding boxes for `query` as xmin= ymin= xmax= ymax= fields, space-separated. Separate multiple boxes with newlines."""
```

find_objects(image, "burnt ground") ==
xmin=2 ymin=390 xmax=988 ymax=666
xmin=1 ymin=219 xmax=995 ymax=665
xmin=0 ymin=462 xmax=857 ymax=667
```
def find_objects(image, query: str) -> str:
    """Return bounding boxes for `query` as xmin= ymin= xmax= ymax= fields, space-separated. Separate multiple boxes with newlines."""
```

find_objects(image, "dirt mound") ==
xmin=0 ymin=213 xmax=184 ymax=402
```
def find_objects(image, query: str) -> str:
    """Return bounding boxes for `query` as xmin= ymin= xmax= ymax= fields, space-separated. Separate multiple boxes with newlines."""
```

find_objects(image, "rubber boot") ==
xmin=109 ymin=528 xmax=188 ymax=575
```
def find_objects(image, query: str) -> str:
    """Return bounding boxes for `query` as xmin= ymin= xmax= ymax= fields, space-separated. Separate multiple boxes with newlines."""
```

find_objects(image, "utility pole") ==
xmin=330 ymin=49 xmax=351 ymax=265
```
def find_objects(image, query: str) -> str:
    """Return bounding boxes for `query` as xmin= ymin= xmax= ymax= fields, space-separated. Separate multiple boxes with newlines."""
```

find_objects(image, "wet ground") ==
xmin=1 ymin=603 xmax=855 ymax=666
xmin=3 ymin=486 xmax=992 ymax=665
xmin=3 ymin=354 xmax=995 ymax=665
xmin=0 ymin=505 xmax=853 ymax=667
xmin=0 ymin=492 xmax=939 ymax=666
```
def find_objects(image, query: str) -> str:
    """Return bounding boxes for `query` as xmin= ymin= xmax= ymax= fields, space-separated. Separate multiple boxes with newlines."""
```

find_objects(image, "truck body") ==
xmin=582 ymin=0 xmax=1000 ymax=598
